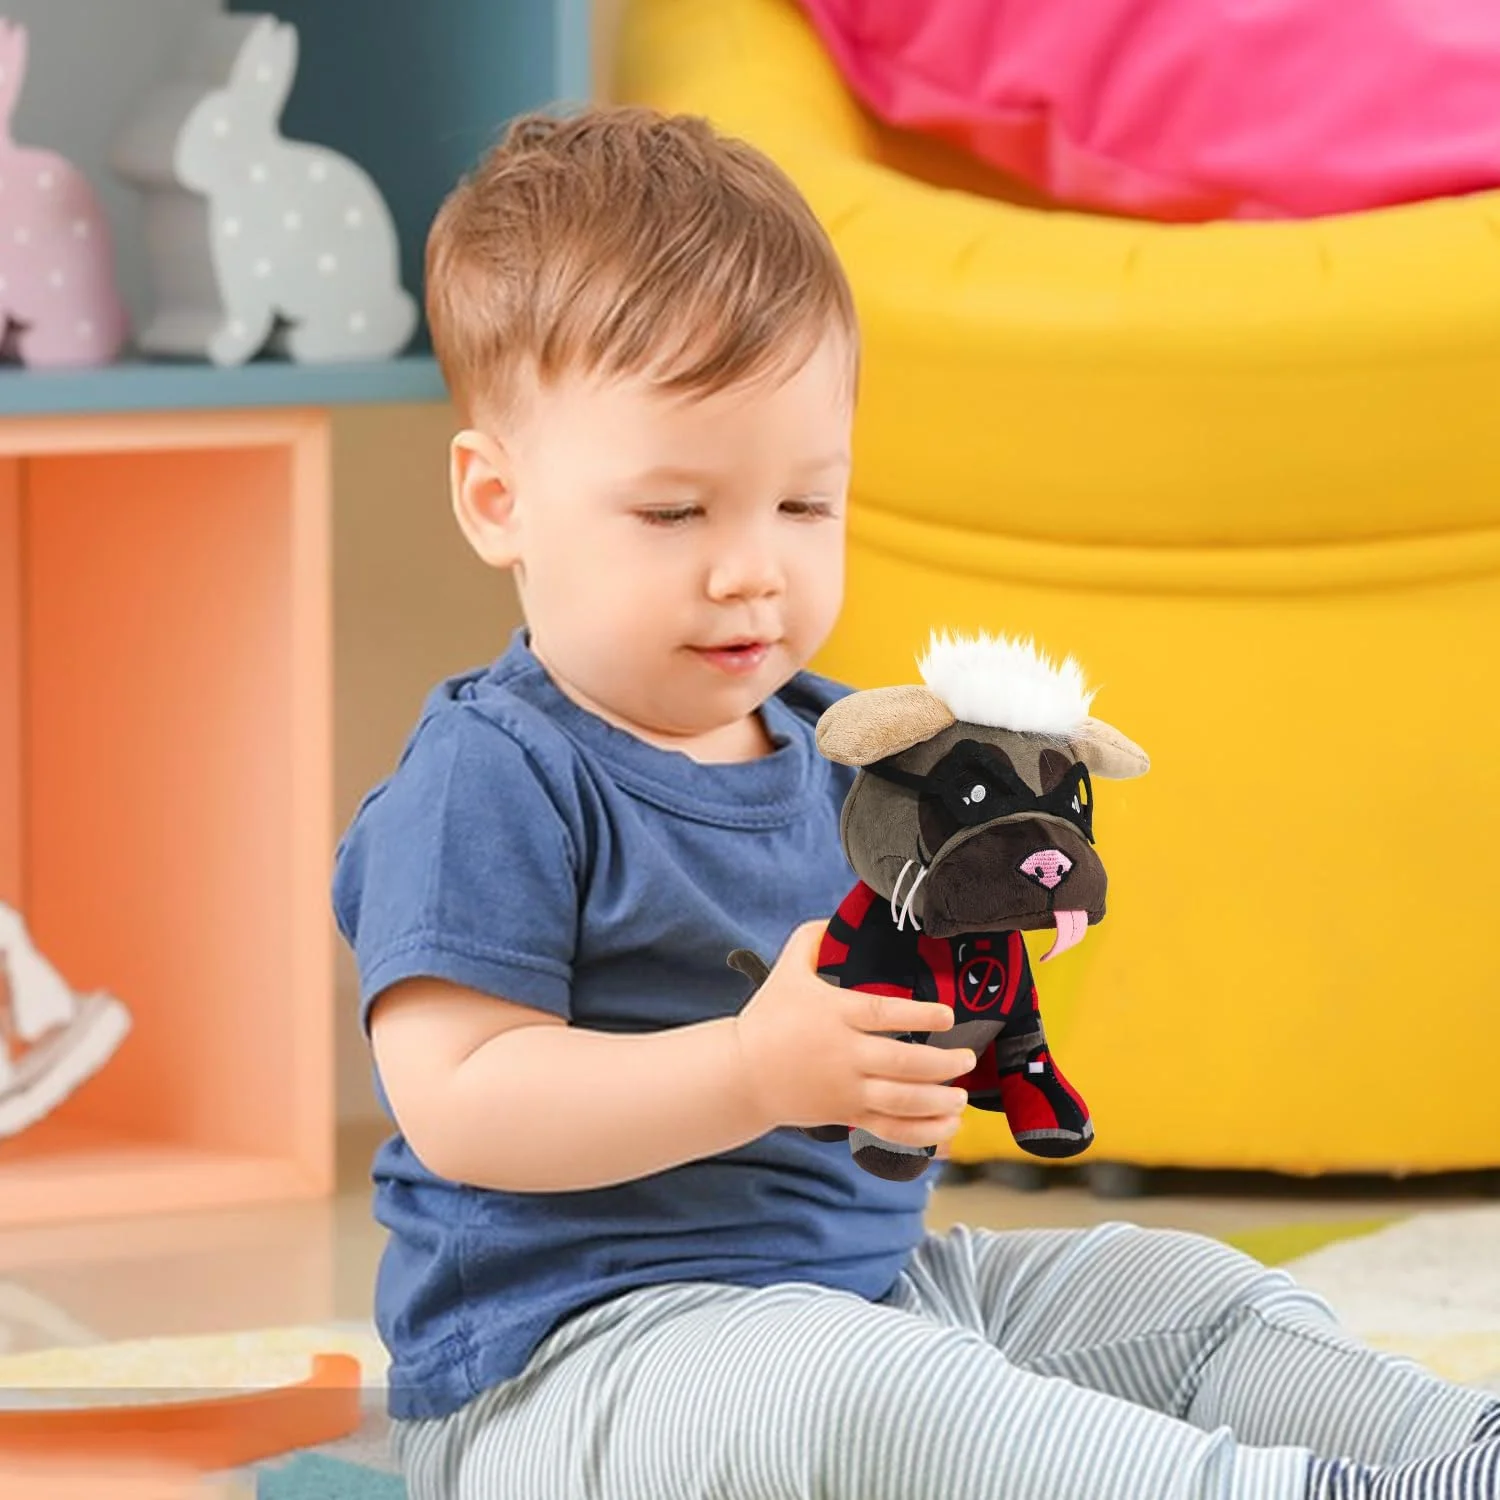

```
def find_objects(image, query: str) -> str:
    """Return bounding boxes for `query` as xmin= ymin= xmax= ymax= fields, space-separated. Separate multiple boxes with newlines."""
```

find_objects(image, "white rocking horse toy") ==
xmin=0 ymin=903 xmax=130 ymax=1139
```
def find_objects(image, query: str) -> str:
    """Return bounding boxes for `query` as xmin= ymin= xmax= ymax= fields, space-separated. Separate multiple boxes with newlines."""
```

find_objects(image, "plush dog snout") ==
xmin=1020 ymin=849 xmax=1073 ymax=891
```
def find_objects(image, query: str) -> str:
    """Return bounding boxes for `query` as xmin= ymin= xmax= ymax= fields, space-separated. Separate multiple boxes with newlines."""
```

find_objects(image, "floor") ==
xmin=0 ymin=1121 xmax=1494 ymax=1360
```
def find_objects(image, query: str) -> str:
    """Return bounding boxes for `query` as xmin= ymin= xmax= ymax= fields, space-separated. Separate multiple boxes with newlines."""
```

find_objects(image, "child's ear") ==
xmin=450 ymin=429 xmax=521 ymax=570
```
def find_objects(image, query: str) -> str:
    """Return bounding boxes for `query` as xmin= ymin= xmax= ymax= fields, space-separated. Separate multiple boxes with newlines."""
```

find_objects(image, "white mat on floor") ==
xmin=1281 ymin=1206 xmax=1500 ymax=1390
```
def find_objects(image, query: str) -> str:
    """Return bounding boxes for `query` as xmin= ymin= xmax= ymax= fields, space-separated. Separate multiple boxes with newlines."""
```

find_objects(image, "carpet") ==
xmin=1270 ymin=1205 xmax=1500 ymax=1392
xmin=1 ymin=1209 xmax=1495 ymax=1496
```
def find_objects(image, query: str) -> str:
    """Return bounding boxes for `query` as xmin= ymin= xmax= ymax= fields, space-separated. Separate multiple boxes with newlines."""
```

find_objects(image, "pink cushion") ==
xmin=798 ymin=0 xmax=1500 ymax=221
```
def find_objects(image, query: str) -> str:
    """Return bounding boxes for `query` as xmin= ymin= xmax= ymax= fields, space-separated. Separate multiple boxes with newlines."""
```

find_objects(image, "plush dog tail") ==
xmin=726 ymin=948 xmax=772 ymax=992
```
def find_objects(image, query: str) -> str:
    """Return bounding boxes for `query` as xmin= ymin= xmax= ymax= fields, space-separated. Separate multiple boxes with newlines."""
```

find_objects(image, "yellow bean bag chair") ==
xmin=616 ymin=0 xmax=1500 ymax=1179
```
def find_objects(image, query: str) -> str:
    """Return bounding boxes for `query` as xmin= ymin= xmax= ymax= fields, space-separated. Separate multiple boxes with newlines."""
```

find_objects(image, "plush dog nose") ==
xmin=1020 ymin=850 xmax=1074 ymax=890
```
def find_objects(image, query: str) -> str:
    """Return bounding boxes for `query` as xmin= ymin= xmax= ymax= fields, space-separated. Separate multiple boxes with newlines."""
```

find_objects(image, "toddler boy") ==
xmin=334 ymin=106 xmax=1500 ymax=1500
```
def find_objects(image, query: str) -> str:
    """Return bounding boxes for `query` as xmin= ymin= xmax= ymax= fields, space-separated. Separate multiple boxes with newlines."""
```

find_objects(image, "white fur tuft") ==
xmin=917 ymin=631 xmax=1094 ymax=734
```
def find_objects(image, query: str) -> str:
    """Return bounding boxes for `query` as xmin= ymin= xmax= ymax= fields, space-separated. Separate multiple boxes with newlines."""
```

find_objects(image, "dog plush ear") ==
xmin=816 ymin=686 xmax=957 ymax=766
xmin=1069 ymin=717 xmax=1150 ymax=780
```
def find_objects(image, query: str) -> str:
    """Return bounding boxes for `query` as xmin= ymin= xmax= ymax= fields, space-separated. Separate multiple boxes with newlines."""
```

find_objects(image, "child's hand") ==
xmin=733 ymin=921 xmax=974 ymax=1147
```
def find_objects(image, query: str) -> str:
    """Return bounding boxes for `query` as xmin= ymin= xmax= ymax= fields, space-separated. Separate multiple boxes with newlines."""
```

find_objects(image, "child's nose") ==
xmin=707 ymin=548 xmax=784 ymax=600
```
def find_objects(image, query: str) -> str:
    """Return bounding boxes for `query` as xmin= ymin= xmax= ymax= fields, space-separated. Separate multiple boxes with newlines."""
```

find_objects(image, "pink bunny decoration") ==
xmin=0 ymin=18 xmax=128 ymax=367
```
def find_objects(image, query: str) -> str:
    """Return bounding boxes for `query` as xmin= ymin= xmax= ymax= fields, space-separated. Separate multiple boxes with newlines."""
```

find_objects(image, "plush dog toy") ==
xmin=732 ymin=632 xmax=1149 ymax=1182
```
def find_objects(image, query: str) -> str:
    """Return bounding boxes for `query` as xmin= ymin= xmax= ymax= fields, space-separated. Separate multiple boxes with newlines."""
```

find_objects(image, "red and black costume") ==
xmin=814 ymin=880 xmax=1093 ymax=1157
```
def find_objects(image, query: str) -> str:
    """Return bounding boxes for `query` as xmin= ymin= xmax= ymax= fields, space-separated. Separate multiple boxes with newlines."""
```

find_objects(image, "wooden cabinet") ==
xmin=0 ymin=410 xmax=332 ymax=1228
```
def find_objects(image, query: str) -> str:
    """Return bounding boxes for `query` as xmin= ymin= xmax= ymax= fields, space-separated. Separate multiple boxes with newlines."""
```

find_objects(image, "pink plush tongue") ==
xmin=1042 ymin=910 xmax=1089 ymax=962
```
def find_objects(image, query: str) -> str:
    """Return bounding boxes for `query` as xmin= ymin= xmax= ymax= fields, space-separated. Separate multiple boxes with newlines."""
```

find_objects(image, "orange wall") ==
xmin=0 ymin=460 xmax=20 ymax=912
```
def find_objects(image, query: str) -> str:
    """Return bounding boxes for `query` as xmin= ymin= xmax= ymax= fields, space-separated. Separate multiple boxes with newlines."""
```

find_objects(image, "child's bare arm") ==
xmin=370 ymin=922 xmax=976 ymax=1193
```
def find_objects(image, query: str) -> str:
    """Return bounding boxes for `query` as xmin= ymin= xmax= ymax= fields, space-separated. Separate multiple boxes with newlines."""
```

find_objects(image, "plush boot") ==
xmin=993 ymin=1029 xmax=1093 ymax=1158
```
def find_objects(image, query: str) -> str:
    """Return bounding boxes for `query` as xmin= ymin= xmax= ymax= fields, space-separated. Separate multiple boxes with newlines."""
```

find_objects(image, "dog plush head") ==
xmin=817 ymin=633 xmax=1149 ymax=954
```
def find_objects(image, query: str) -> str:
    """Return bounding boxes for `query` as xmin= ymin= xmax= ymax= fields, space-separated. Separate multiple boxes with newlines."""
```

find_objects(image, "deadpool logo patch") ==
xmin=958 ymin=949 xmax=1007 ymax=1013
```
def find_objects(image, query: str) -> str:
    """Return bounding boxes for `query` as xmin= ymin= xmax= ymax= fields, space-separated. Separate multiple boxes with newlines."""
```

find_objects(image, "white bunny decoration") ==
xmin=0 ymin=17 xmax=129 ymax=367
xmin=111 ymin=12 xmax=417 ymax=366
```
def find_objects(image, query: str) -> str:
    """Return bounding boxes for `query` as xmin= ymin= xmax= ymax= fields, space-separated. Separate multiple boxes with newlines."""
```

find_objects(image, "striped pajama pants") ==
xmin=393 ymin=1222 xmax=1494 ymax=1500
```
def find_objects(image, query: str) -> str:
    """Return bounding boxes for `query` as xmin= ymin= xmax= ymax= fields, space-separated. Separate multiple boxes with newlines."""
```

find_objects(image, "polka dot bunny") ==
xmin=112 ymin=14 xmax=417 ymax=366
xmin=0 ymin=19 xmax=129 ymax=368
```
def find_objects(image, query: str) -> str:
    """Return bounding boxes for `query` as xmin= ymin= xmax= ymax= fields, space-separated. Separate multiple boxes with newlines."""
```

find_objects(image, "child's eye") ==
xmin=637 ymin=505 xmax=702 ymax=528
xmin=780 ymin=497 xmax=837 ymax=519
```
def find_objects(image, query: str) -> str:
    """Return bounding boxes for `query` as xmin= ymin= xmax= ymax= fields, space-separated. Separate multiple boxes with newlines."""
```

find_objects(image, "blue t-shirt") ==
xmin=332 ymin=632 xmax=929 ymax=1420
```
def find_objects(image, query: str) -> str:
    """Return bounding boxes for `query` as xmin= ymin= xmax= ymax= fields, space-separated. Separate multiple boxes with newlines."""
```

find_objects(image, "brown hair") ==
xmin=425 ymin=105 xmax=858 ymax=423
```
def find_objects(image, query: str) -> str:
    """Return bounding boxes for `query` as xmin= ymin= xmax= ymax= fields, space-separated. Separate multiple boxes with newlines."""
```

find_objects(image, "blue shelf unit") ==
xmin=0 ymin=1 xmax=591 ymax=419
xmin=0 ymin=355 xmax=447 ymax=419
